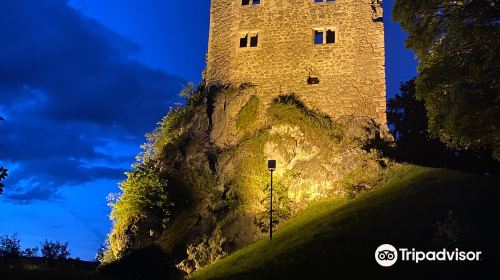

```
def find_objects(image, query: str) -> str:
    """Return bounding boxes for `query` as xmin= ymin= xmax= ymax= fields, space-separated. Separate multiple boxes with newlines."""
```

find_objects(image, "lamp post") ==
xmin=267 ymin=160 xmax=276 ymax=241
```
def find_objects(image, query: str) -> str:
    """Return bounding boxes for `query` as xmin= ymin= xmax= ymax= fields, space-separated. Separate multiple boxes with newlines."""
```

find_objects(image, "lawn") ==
xmin=190 ymin=165 xmax=500 ymax=279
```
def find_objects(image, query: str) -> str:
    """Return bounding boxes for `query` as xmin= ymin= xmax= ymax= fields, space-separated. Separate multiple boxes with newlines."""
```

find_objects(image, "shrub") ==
xmin=105 ymin=165 xmax=174 ymax=262
xmin=269 ymin=93 xmax=343 ymax=142
xmin=236 ymin=95 xmax=260 ymax=133
xmin=110 ymin=166 xmax=173 ymax=228
xmin=140 ymin=83 xmax=205 ymax=162
xmin=141 ymin=106 xmax=194 ymax=162
xmin=255 ymin=179 xmax=291 ymax=233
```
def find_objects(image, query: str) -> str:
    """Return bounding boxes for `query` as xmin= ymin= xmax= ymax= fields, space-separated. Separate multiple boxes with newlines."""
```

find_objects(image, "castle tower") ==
xmin=205 ymin=0 xmax=386 ymax=124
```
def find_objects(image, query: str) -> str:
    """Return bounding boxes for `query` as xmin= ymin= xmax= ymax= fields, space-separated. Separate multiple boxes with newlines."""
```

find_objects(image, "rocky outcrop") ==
xmin=148 ymin=87 xmax=393 ymax=274
xmin=104 ymin=85 xmax=392 ymax=275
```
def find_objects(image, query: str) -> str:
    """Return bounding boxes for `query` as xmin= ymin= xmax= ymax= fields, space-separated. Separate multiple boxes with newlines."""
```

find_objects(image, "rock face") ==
xmin=146 ymin=87 xmax=392 ymax=274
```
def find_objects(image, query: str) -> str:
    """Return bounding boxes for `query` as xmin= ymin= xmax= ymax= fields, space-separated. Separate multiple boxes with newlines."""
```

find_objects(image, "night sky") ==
xmin=0 ymin=0 xmax=416 ymax=260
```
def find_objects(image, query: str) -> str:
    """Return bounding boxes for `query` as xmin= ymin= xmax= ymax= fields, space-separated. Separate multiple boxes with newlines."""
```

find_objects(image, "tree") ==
xmin=22 ymin=247 xmax=39 ymax=257
xmin=393 ymin=0 xmax=500 ymax=160
xmin=0 ymin=234 xmax=21 ymax=257
xmin=388 ymin=79 xmax=500 ymax=174
xmin=41 ymin=240 xmax=71 ymax=260
xmin=0 ymin=118 xmax=7 ymax=194
xmin=387 ymin=79 xmax=451 ymax=164
xmin=0 ymin=167 xmax=7 ymax=195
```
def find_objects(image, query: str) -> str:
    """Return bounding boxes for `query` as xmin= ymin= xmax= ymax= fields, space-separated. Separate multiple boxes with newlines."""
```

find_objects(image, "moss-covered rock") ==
xmin=103 ymin=85 xmax=393 ymax=276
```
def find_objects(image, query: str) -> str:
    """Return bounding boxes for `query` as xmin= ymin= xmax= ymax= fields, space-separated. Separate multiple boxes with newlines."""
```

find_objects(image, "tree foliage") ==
xmin=41 ymin=240 xmax=71 ymax=260
xmin=0 ymin=234 xmax=21 ymax=257
xmin=0 ymin=167 xmax=7 ymax=195
xmin=22 ymin=247 xmax=39 ymax=257
xmin=388 ymin=79 xmax=500 ymax=174
xmin=0 ymin=118 xmax=7 ymax=194
xmin=393 ymin=0 xmax=500 ymax=160
xmin=387 ymin=79 xmax=452 ymax=164
xmin=103 ymin=84 xmax=210 ymax=263
xmin=110 ymin=166 xmax=173 ymax=227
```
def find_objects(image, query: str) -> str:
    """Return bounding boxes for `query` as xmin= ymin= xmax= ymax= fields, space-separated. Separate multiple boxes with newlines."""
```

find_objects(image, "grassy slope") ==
xmin=191 ymin=165 xmax=500 ymax=279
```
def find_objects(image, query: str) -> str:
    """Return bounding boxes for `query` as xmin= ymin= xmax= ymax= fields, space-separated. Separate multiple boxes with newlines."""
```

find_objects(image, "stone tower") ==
xmin=205 ymin=0 xmax=386 ymax=124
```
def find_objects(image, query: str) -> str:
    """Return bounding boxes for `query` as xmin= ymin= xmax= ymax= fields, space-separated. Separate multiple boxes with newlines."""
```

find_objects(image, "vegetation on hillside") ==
xmin=0 ymin=234 xmax=71 ymax=260
xmin=190 ymin=165 xmax=500 ymax=279
xmin=0 ymin=235 xmax=93 ymax=279
xmin=102 ymin=86 xmax=391 ymax=276
xmin=103 ymin=84 xmax=207 ymax=263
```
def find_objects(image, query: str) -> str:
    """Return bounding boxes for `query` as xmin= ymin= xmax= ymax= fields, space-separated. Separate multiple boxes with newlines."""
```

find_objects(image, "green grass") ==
xmin=190 ymin=165 xmax=500 ymax=279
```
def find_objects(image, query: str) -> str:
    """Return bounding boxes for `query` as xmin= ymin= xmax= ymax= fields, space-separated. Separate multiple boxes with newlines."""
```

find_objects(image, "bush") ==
xmin=0 ymin=233 xmax=21 ymax=257
xmin=269 ymin=93 xmax=343 ymax=142
xmin=41 ymin=240 xmax=70 ymax=260
xmin=236 ymin=95 xmax=260 ymax=133
xmin=140 ymin=83 xmax=205 ymax=162
xmin=104 ymin=85 xmax=208 ymax=262
xmin=105 ymin=165 xmax=174 ymax=262
xmin=110 ymin=166 xmax=173 ymax=228
xmin=255 ymin=179 xmax=291 ymax=233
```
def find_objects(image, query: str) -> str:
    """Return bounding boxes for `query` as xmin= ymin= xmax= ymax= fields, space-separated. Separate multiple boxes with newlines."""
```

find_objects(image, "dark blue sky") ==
xmin=0 ymin=0 xmax=416 ymax=260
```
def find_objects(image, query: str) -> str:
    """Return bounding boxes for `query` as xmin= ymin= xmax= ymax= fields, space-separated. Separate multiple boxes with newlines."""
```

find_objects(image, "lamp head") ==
xmin=267 ymin=160 xmax=276 ymax=171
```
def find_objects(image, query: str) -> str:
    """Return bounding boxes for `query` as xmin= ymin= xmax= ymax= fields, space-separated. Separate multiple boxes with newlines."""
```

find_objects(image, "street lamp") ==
xmin=267 ymin=159 xmax=276 ymax=241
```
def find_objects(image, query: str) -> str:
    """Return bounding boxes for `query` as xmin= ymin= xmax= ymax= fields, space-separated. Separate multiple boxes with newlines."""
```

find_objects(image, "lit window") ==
xmin=313 ymin=28 xmax=336 ymax=45
xmin=242 ymin=0 xmax=261 ymax=5
xmin=314 ymin=30 xmax=323 ymax=45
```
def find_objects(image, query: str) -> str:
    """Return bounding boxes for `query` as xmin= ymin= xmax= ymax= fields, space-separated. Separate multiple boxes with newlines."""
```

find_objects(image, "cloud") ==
xmin=0 ymin=0 xmax=186 ymax=202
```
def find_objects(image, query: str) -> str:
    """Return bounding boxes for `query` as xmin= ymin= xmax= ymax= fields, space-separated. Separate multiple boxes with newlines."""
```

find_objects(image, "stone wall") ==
xmin=205 ymin=0 xmax=386 ymax=124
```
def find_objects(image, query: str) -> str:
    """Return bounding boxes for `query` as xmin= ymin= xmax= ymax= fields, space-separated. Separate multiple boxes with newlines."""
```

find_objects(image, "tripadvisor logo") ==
xmin=375 ymin=244 xmax=398 ymax=267
xmin=375 ymin=244 xmax=482 ymax=267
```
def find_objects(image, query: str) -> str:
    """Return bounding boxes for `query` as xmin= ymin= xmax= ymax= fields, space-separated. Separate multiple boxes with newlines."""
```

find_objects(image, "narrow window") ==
xmin=250 ymin=33 xmax=259 ymax=47
xmin=314 ymin=28 xmax=336 ymax=45
xmin=314 ymin=30 xmax=323 ymax=45
xmin=326 ymin=29 xmax=335 ymax=44
xmin=239 ymin=32 xmax=259 ymax=49
xmin=242 ymin=0 xmax=260 ymax=5
xmin=240 ymin=34 xmax=248 ymax=48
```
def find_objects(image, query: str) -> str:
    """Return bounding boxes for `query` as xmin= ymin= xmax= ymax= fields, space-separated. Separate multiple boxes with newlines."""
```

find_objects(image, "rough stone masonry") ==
xmin=205 ymin=0 xmax=386 ymax=124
